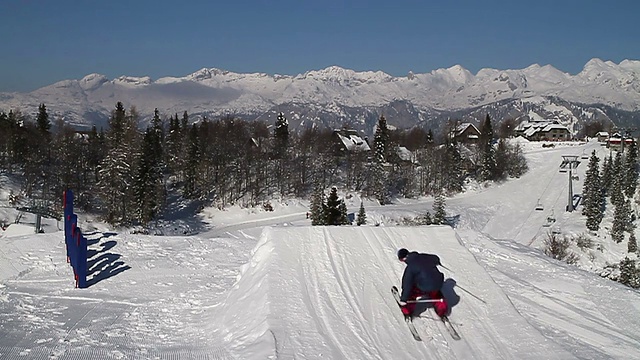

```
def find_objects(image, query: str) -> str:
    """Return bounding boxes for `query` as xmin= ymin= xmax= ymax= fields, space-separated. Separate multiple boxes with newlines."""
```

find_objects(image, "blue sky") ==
xmin=1 ymin=0 xmax=638 ymax=92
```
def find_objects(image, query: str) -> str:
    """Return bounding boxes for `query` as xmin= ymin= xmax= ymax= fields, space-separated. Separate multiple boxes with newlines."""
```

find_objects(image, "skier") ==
xmin=397 ymin=248 xmax=448 ymax=318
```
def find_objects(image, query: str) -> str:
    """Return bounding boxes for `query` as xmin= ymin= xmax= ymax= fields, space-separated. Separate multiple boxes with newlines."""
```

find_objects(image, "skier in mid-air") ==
xmin=397 ymin=248 xmax=448 ymax=318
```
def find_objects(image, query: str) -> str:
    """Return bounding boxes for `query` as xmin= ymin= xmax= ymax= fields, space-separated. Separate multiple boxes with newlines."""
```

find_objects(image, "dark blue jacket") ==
xmin=400 ymin=252 xmax=444 ymax=301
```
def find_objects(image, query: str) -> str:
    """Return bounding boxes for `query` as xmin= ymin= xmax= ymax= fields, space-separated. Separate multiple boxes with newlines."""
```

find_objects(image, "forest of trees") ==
xmin=0 ymin=103 xmax=528 ymax=227
xmin=581 ymin=143 xmax=640 ymax=288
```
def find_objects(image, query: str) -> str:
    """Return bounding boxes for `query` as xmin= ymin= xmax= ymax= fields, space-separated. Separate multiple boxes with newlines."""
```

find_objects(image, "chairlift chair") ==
xmin=535 ymin=199 xmax=544 ymax=211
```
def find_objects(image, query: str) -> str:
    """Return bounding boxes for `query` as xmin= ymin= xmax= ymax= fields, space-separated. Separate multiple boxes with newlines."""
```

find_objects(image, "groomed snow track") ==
xmin=212 ymin=226 xmax=575 ymax=359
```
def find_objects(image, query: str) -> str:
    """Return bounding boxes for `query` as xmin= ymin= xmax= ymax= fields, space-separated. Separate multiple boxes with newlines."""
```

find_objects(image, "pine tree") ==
xmin=417 ymin=211 xmax=432 ymax=225
xmin=443 ymin=138 xmax=464 ymax=193
xmin=426 ymin=129 xmax=434 ymax=146
xmin=134 ymin=109 xmax=166 ymax=223
xmin=611 ymin=200 xmax=628 ymax=243
xmin=432 ymin=193 xmax=446 ymax=225
xmin=628 ymin=232 xmax=638 ymax=253
xmin=583 ymin=151 xmax=604 ymax=231
xmin=505 ymin=142 xmax=528 ymax=178
xmin=165 ymin=114 xmax=183 ymax=178
xmin=273 ymin=112 xmax=289 ymax=159
xmin=618 ymin=257 xmax=639 ymax=288
xmin=601 ymin=154 xmax=613 ymax=193
xmin=372 ymin=160 xmax=389 ymax=205
xmin=494 ymin=138 xmax=508 ymax=181
xmin=479 ymin=114 xmax=496 ymax=181
xmin=325 ymin=186 xmax=343 ymax=225
xmin=310 ymin=182 xmax=325 ymax=226
xmin=373 ymin=115 xmax=390 ymax=163
xmin=338 ymin=202 xmax=349 ymax=225
xmin=36 ymin=103 xmax=51 ymax=136
xmin=97 ymin=102 xmax=139 ymax=224
xmin=183 ymin=123 xmax=200 ymax=199
xmin=31 ymin=103 xmax=53 ymax=198
xmin=624 ymin=141 xmax=638 ymax=198
xmin=356 ymin=201 xmax=367 ymax=225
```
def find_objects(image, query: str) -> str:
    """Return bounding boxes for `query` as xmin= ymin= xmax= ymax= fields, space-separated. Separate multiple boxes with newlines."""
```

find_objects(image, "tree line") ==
xmin=0 ymin=103 xmax=528 ymax=227
xmin=581 ymin=143 xmax=640 ymax=288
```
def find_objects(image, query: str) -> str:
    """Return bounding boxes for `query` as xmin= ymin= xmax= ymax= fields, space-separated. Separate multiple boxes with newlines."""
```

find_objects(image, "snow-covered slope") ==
xmin=1 ymin=59 xmax=639 ymax=131
xmin=211 ymin=226 xmax=582 ymax=359
xmin=1 ymin=140 xmax=640 ymax=359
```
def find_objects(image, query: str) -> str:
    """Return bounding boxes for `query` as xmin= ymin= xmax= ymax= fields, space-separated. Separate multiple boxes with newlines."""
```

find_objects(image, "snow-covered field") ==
xmin=0 ymin=138 xmax=639 ymax=359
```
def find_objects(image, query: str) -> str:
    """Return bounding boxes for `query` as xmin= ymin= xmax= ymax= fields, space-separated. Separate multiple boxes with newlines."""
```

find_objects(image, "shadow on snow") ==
xmin=86 ymin=234 xmax=130 ymax=287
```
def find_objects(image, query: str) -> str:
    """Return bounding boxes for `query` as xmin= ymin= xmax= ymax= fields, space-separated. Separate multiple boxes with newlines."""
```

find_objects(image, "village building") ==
xmin=515 ymin=120 xmax=571 ymax=141
xmin=596 ymin=131 xmax=610 ymax=143
xmin=333 ymin=129 xmax=370 ymax=154
xmin=606 ymin=134 xmax=634 ymax=152
xmin=452 ymin=123 xmax=481 ymax=143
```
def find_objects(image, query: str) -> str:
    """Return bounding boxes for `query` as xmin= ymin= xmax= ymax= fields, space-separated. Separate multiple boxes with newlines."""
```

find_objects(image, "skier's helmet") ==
xmin=397 ymin=248 xmax=409 ymax=260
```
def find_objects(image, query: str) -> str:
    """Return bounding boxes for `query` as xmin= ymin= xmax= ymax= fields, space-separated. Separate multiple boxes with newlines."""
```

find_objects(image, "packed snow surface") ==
xmin=1 ymin=139 xmax=640 ymax=359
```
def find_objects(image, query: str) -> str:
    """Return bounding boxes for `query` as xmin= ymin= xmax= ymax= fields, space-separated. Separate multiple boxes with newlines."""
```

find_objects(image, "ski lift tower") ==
xmin=16 ymin=198 xmax=62 ymax=233
xmin=562 ymin=155 xmax=579 ymax=212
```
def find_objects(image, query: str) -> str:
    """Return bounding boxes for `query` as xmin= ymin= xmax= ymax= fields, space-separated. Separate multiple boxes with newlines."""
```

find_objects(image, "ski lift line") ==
xmin=515 ymin=159 xmax=565 ymax=244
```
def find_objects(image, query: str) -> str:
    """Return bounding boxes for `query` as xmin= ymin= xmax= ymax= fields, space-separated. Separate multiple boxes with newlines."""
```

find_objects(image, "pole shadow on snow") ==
xmin=85 ymin=235 xmax=131 ymax=287
xmin=86 ymin=232 xmax=117 ymax=247
xmin=415 ymin=278 xmax=461 ymax=317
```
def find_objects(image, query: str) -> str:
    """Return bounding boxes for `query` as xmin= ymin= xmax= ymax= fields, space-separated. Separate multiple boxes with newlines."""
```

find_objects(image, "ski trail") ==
xmin=218 ymin=226 xmax=578 ymax=359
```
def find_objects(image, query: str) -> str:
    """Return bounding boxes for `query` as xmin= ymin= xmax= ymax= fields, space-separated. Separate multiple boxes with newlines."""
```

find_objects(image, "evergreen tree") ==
xmin=273 ymin=112 xmax=289 ymax=158
xmin=86 ymin=125 xmax=106 ymax=184
xmin=97 ymin=102 xmax=139 ymax=224
xmin=36 ymin=103 xmax=51 ymax=136
xmin=624 ymin=141 xmax=638 ymax=198
xmin=601 ymin=153 xmax=613 ymax=193
xmin=166 ymin=114 xmax=184 ymax=178
xmin=372 ymin=160 xmax=389 ymax=205
xmin=338 ymin=202 xmax=349 ymax=225
xmin=610 ymin=152 xmax=625 ymax=207
xmin=325 ymin=186 xmax=343 ymax=225
xmin=479 ymin=114 xmax=496 ymax=181
xmin=426 ymin=129 xmax=434 ymax=146
xmin=611 ymin=200 xmax=628 ymax=243
xmin=31 ymin=103 xmax=53 ymax=198
xmin=618 ymin=257 xmax=639 ymax=288
xmin=583 ymin=151 xmax=604 ymax=231
xmin=417 ymin=211 xmax=432 ymax=225
xmin=356 ymin=201 xmax=367 ymax=226
xmin=432 ymin=192 xmax=447 ymax=225
xmin=505 ymin=142 xmax=528 ymax=178
xmin=628 ymin=232 xmax=638 ymax=253
xmin=373 ymin=115 xmax=390 ymax=163
xmin=133 ymin=109 xmax=166 ymax=223
xmin=443 ymin=137 xmax=464 ymax=193
xmin=183 ymin=123 xmax=200 ymax=199
xmin=0 ymin=112 xmax=10 ymax=170
xmin=494 ymin=138 xmax=508 ymax=181
xmin=310 ymin=182 xmax=325 ymax=225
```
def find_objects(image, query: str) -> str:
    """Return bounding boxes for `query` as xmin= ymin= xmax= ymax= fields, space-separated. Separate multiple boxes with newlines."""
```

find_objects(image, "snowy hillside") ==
xmin=1 ymin=139 xmax=640 ymax=359
xmin=0 ymin=59 xmax=639 ymax=132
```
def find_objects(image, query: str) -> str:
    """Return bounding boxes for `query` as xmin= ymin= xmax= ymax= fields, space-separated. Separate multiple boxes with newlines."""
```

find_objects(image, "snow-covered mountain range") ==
xmin=1 ymin=58 xmax=639 ymax=135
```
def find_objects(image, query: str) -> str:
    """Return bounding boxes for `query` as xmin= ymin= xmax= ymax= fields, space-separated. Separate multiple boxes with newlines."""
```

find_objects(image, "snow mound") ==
xmin=211 ymin=226 xmax=573 ymax=359
xmin=1 ymin=223 xmax=35 ymax=238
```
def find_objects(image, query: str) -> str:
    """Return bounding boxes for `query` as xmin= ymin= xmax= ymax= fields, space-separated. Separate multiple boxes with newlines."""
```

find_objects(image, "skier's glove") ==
xmin=398 ymin=301 xmax=407 ymax=306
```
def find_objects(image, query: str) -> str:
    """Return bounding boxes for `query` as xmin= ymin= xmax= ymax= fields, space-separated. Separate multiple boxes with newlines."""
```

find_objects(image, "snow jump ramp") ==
xmin=211 ymin=226 xmax=574 ymax=359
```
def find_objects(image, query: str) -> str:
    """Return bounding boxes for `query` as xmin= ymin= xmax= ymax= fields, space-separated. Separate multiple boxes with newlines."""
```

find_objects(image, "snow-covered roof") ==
xmin=541 ymin=124 xmax=570 ymax=132
xmin=456 ymin=122 xmax=480 ymax=136
xmin=518 ymin=120 xmax=569 ymax=136
xmin=396 ymin=146 xmax=413 ymax=162
xmin=524 ymin=127 xmax=540 ymax=137
xmin=337 ymin=133 xmax=370 ymax=151
xmin=596 ymin=131 xmax=609 ymax=136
